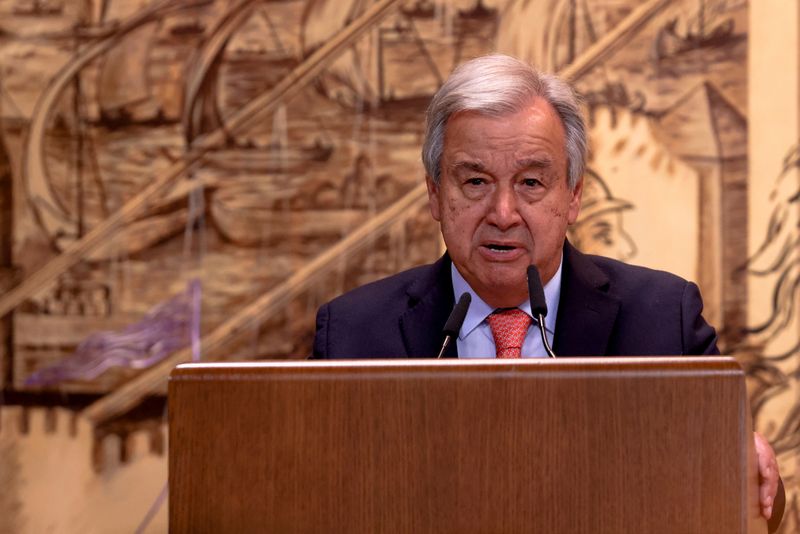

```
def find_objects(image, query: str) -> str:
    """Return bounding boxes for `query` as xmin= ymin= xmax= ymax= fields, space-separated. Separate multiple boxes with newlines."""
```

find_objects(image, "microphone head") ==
xmin=443 ymin=292 xmax=471 ymax=337
xmin=527 ymin=265 xmax=548 ymax=317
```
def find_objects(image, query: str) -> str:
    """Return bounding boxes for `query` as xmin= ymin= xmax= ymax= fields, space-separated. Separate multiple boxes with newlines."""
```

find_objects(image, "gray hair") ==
xmin=422 ymin=54 xmax=587 ymax=189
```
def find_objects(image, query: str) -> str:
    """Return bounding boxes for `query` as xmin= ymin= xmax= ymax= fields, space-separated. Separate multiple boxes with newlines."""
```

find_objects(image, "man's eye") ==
xmin=522 ymin=178 xmax=542 ymax=187
xmin=466 ymin=178 xmax=485 ymax=186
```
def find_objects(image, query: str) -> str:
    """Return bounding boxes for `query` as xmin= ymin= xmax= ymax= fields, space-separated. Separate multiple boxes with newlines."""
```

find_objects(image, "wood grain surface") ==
xmin=169 ymin=358 xmax=765 ymax=533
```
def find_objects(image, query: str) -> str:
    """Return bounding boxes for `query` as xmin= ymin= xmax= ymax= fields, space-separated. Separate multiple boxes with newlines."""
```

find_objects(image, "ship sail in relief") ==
xmin=300 ymin=0 xmax=380 ymax=108
xmin=497 ymin=0 xmax=598 ymax=73
xmin=96 ymin=0 xmax=162 ymax=122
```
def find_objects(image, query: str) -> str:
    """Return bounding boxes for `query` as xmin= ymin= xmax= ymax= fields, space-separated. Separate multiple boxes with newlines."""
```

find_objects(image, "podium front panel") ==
xmin=169 ymin=357 xmax=762 ymax=533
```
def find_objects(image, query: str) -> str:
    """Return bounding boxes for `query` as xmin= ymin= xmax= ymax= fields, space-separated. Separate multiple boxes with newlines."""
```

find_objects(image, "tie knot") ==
xmin=487 ymin=308 xmax=532 ymax=358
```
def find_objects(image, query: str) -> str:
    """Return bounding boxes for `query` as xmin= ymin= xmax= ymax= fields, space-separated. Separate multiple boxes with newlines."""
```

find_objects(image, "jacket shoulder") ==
xmin=587 ymin=254 xmax=689 ymax=294
xmin=325 ymin=262 xmax=436 ymax=312
xmin=580 ymin=253 xmax=718 ymax=355
xmin=313 ymin=260 xmax=449 ymax=359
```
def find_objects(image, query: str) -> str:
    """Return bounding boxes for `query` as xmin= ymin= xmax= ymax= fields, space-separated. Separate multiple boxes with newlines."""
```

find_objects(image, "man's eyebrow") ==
xmin=449 ymin=157 xmax=554 ymax=174
xmin=449 ymin=161 xmax=487 ymax=173
xmin=516 ymin=157 xmax=552 ymax=169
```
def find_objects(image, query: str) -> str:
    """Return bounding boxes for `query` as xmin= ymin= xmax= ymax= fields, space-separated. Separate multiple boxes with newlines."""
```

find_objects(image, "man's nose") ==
xmin=485 ymin=184 xmax=522 ymax=229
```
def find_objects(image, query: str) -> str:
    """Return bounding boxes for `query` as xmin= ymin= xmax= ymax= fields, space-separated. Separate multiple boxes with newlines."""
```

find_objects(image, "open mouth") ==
xmin=484 ymin=244 xmax=516 ymax=252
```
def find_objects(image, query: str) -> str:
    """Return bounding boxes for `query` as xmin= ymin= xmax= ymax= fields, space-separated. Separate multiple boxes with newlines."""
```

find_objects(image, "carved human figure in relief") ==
xmin=568 ymin=168 xmax=636 ymax=261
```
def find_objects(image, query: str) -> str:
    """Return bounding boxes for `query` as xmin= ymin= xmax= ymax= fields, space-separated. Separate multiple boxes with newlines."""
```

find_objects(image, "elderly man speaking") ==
xmin=311 ymin=54 xmax=782 ymax=524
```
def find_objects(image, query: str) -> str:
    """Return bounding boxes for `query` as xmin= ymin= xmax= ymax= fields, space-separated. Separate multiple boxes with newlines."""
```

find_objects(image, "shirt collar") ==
xmin=450 ymin=256 xmax=563 ymax=340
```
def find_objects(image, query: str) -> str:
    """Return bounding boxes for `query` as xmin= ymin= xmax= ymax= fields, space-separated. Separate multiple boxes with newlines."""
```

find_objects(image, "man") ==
xmin=312 ymin=54 xmax=782 ymax=525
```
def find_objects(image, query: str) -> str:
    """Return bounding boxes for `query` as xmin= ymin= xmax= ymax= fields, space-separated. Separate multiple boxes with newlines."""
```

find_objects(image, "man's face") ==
xmin=427 ymin=98 xmax=582 ymax=308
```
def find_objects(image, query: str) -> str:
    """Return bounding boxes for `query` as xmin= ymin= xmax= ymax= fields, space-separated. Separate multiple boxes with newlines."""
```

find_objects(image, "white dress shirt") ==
xmin=451 ymin=257 xmax=562 ymax=358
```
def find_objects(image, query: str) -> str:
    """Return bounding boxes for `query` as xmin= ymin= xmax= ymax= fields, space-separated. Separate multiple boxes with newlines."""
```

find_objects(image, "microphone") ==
xmin=527 ymin=265 xmax=556 ymax=358
xmin=437 ymin=292 xmax=471 ymax=359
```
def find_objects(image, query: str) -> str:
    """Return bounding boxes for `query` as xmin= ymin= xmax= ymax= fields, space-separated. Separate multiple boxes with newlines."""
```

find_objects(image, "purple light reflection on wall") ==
xmin=25 ymin=279 xmax=202 ymax=387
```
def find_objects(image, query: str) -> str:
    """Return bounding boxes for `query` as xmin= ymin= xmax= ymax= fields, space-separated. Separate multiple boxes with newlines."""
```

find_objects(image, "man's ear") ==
xmin=426 ymin=175 xmax=442 ymax=222
xmin=567 ymin=175 xmax=583 ymax=225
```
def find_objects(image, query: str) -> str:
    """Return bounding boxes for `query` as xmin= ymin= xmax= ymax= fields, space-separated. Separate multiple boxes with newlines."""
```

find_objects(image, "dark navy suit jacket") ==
xmin=313 ymin=242 xmax=719 ymax=358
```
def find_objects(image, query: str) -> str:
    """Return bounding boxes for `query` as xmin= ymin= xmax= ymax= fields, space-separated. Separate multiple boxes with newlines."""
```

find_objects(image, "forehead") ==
xmin=442 ymin=98 xmax=567 ymax=166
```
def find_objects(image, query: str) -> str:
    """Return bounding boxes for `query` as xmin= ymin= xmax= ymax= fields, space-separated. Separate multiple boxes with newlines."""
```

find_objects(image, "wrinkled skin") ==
xmin=427 ymin=98 xmax=582 ymax=309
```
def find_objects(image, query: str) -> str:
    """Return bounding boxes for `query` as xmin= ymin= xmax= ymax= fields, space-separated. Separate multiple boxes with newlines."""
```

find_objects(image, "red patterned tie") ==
xmin=487 ymin=308 xmax=532 ymax=358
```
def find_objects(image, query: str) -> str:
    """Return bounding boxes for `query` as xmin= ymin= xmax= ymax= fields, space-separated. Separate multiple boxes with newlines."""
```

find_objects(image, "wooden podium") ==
xmin=168 ymin=357 xmax=766 ymax=533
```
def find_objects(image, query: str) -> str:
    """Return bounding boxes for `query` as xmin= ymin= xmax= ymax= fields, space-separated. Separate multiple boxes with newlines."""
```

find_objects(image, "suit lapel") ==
xmin=553 ymin=242 xmax=621 ymax=356
xmin=399 ymin=255 xmax=457 ymax=358
xmin=399 ymin=244 xmax=620 ymax=357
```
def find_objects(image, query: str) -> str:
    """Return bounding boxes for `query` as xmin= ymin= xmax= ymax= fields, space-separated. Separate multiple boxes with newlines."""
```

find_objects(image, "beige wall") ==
xmin=748 ymin=3 xmax=800 ymax=531
xmin=0 ymin=407 xmax=167 ymax=533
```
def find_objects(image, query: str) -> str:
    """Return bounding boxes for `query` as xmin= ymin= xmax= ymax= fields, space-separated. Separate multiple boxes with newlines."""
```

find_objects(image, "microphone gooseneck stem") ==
xmin=437 ymin=335 xmax=452 ymax=359
xmin=536 ymin=313 xmax=556 ymax=358
xmin=438 ymin=292 xmax=471 ymax=359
